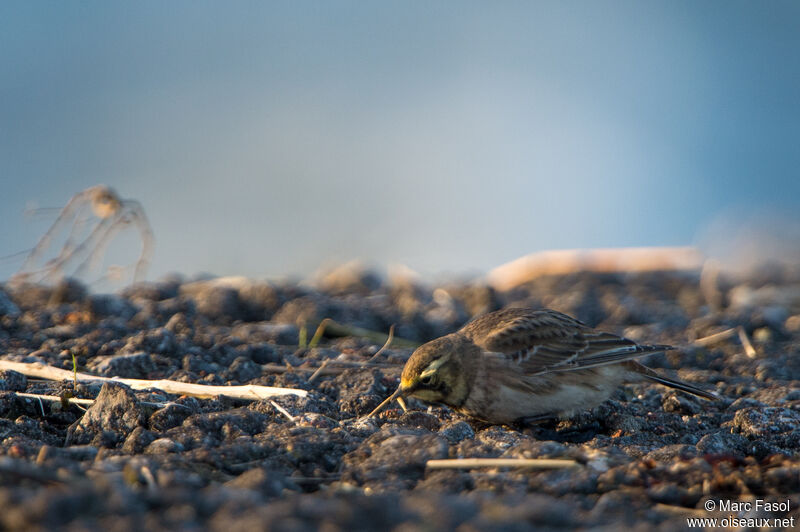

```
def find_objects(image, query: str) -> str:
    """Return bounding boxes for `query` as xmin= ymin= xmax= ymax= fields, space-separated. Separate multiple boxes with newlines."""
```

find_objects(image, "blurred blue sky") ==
xmin=2 ymin=1 xmax=799 ymax=283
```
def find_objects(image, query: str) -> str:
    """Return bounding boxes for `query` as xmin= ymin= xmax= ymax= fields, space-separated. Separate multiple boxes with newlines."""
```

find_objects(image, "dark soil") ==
xmin=0 ymin=268 xmax=798 ymax=531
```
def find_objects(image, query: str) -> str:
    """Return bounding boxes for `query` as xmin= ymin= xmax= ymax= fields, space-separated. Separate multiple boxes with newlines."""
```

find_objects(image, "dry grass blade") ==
xmin=426 ymin=458 xmax=580 ymax=470
xmin=14 ymin=392 xmax=186 ymax=410
xmin=307 ymin=359 xmax=331 ymax=383
xmin=691 ymin=326 xmax=757 ymax=358
xmin=736 ymin=326 xmax=757 ymax=358
xmin=367 ymin=324 xmax=395 ymax=364
xmin=269 ymin=400 xmax=296 ymax=423
xmin=692 ymin=328 xmax=737 ymax=347
xmin=0 ymin=360 xmax=307 ymax=401
xmin=261 ymin=362 xmax=402 ymax=376
xmin=396 ymin=396 xmax=408 ymax=412
xmin=16 ymin=392 xmax=94 ymax=407
xmin=260 ymin=364 xmax=297 ymax=374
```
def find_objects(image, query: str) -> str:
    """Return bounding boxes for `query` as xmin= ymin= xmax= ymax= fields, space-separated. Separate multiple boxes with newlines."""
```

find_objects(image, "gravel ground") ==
xmin=0 ymin=267 xmax=798 ymax=531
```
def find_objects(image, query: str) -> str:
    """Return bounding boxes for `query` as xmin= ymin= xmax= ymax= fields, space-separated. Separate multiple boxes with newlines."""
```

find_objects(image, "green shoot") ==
xmin=298 ymin=320 xmax=308 ymax=349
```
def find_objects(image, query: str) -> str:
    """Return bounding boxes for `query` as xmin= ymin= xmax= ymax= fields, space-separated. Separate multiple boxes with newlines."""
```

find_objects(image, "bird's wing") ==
xmin=464 ymin=308 xmax=671 ymax=375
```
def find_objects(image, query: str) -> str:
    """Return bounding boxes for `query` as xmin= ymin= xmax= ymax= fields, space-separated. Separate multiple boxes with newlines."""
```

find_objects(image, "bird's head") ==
xmin=367 ymin=334 xmax=476 ymax=418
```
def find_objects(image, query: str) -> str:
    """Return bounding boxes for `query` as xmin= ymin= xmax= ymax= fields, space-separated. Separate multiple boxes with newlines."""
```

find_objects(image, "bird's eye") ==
xmin=420 ymin=373 xmax=436 ymax=386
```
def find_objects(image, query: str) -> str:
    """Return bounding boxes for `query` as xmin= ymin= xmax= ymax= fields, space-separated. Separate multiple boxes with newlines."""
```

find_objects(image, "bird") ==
xmin=367 ymin=307 xmax=718 ymax=424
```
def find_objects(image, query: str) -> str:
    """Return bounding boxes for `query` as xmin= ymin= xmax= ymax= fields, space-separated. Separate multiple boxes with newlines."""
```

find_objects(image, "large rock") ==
xmin=66 ymin=382 xmax=147 ymax=447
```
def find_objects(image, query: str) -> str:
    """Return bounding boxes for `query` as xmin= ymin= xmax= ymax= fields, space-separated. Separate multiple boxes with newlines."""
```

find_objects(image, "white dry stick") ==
xmin=692 ymin=328 xmax=737 ymax=347
xmin=426 ymin=458 xmax=580 ymax=470
xmin=736 ymin=326 xmax=758 ymax=358
xmin=16 ymin=392 xmax=95 ymax=407
xmin=269 ymin=400 xmax=296 ymax=423
xmin=15 ymin=392 xmax=183 ymax=410
xmin=0 ymin=360 xmax=307 ymax=401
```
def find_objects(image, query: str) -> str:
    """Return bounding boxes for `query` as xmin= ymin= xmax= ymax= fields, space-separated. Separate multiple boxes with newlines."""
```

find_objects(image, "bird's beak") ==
xmin=365 ymin=385 xmax=409 ymax=418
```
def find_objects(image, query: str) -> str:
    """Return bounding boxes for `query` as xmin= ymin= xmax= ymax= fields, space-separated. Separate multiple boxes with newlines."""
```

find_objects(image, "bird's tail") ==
xmin=629 ymin=361 xmax=720 ymax=401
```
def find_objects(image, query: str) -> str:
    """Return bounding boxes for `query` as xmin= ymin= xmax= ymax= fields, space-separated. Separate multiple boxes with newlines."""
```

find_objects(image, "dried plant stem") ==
xmin=0 ymin=360 xmax=307 ymax=400
xmin=16 ymin=392 xmax=94 ymax=407
xmin=736 ymin=326 xmax=758 ymax=358
xmin=71 ymin=352 xmax=78 ymax=390
xmin=691 ymin=326 xmax=757 ymax=357
xmin=262 ymin=361 xmax=402 ymax=376
xmin=14 ymin=392 xmax=182 ymax=410
xmin=692 ymin=328 xmax=737 ymax=347
xmin=426 ymin=458 xmax=579 ymax=470
xmin=322 ymin=320 xmax=419 ymax=349
xmin=269 ymin=400 xmax=296 ymax=423
xmin=396 ymin=396 xmax=408 ymax=412
xmin=307 ymin=359 xmax=331 ymax=383
xmin=367 ymin=324 xmax=395 ymax=364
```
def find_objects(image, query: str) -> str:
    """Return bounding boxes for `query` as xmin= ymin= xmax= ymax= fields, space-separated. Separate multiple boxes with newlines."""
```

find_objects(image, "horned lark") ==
xmin=368 ymin=307 xmax=717 ymax=424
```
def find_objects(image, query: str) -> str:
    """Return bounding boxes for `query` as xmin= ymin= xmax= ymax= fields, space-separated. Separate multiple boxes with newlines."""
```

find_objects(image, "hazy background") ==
xmin=2 ymin=1 xmax=799 ymax=285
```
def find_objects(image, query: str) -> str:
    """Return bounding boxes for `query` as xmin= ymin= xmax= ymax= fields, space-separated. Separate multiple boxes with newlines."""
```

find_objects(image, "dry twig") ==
xmin=0 ymin=360 xmax=307 ymax=401
xmin=14 ymin=392 xmax=185 ymax=410
xmin=269 ymin=400 xmax=296 ymax=423
xmin=307 ymin=359 xmax=331 ymax=383
xmin=367 ymin=324 xmax=395 ymax=364
xmin=692 ymin=328 xmax=738 ymax=347
xmin=736 ymin=326 xmax=758 ymax=358
xmin=426 ymin=458 xmax=580 ymax=470
xmin=16 ymin=392 xmax=94 ymax=408
xmin=691 ymin=326 xmax=757 ymax=357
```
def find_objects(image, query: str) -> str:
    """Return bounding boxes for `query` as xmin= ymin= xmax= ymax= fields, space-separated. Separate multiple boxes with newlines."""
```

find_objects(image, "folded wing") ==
xmin=461 ymin=307 xmax=671 ymax=375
